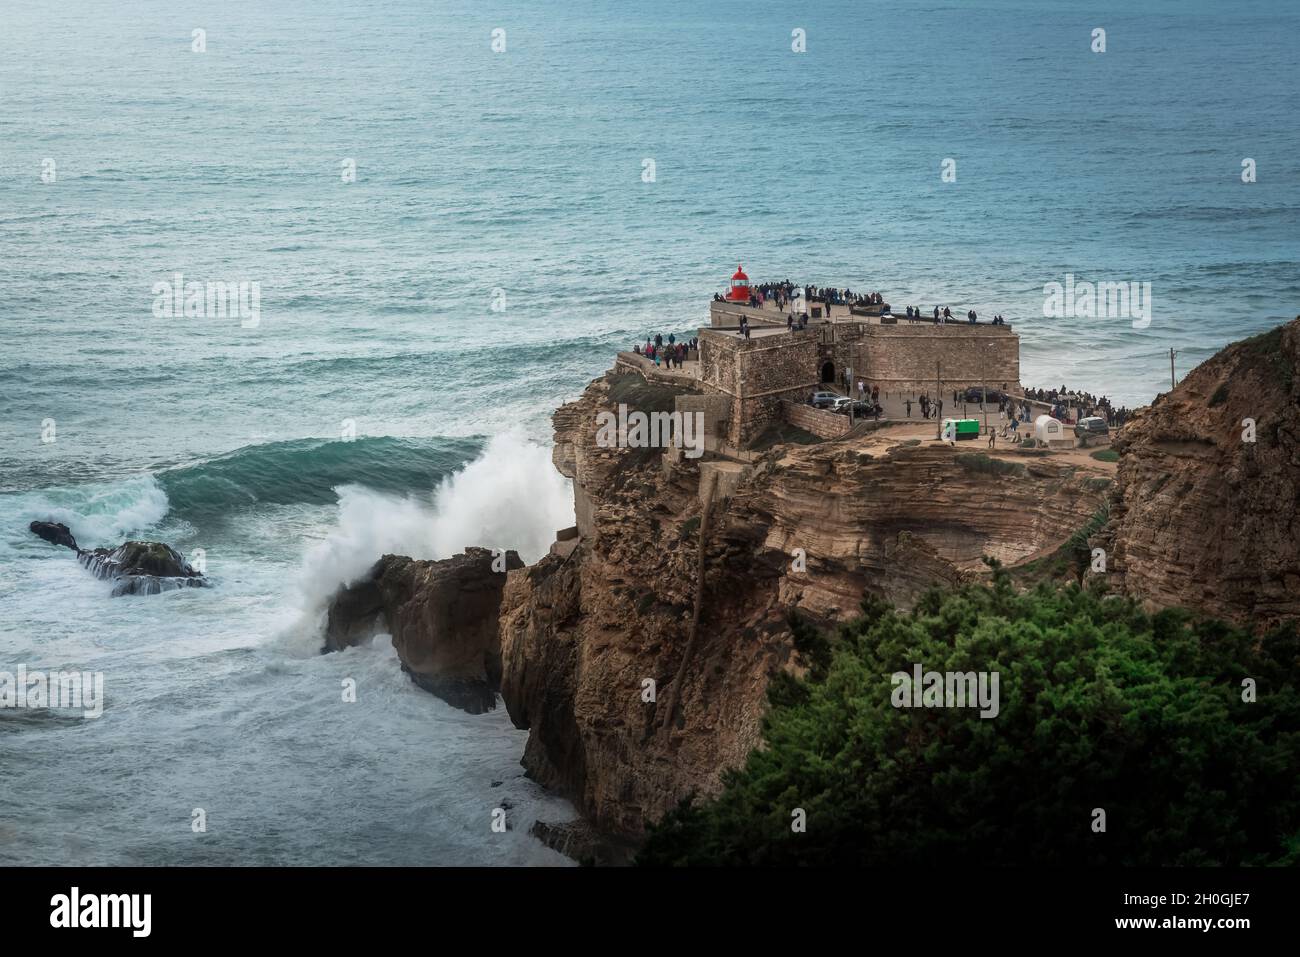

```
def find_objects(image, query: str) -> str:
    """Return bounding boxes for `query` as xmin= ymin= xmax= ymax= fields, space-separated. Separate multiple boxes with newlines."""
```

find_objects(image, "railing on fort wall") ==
xmin=615 ymin=351 xmax=700 ymax=386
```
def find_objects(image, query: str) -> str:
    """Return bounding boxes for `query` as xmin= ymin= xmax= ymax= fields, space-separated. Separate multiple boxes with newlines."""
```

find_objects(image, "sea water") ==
xmin=1 ymin=0 xmax=1297 ymax=864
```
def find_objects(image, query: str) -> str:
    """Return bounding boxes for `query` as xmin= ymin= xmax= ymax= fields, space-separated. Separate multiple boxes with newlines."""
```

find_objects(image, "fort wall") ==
xmin=694 ymin=310 xmax=1021 ymax=446
xmin=674 ymin=393 xmax=732 ymax=451
xmin=781 ymin=401 xmax=852 ymax=439
xmin=699 ymin=329 xmax=819 ymax=445
xmin=852 ymin=324 xmax=1020 ymax=394
xmin=708 ymin=301 xmax=787 ymax=328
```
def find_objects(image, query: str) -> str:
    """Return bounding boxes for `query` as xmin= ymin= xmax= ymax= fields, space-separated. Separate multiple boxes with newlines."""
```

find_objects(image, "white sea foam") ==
xmin=281 ymin=433 xmax=574 ymax=655
xmin=1 ymin=476 xmax=171 ymax=551
xmin=425 ymin=432 xmax=574 ymax=564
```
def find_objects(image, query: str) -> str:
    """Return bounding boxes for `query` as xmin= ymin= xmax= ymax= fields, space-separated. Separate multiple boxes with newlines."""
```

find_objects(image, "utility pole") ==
xmin=981 ymin=358 xmax=988 ymax=431
xmin=936 ymin=359 xmax=942 ymax=440
xmin=1169 ymin=348 xmax=1177 ymax=390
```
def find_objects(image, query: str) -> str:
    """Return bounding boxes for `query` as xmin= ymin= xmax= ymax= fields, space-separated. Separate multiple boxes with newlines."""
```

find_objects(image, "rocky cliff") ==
xmin=498 ymin=371 xmax=1112 ymax=836
xmin=1102 ymin=318 xmax=1300 ymax=627
xmin=324 ymin=547 xmax=522 ymax=713
xmin=314 ymin=320 xmax=1298 ymax=848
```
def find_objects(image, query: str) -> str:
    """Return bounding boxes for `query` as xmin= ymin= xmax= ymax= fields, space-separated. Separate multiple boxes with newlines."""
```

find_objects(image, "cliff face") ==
xmin=325 ymin=548 xmax=522 ymax=713
xmin=312 ymin=321 xmax=1297 ymax=845
xmin=499 ymin=372 xmax=1111 ymax=836
xmin=1103 ymin=318 xmax=1300 ymax=627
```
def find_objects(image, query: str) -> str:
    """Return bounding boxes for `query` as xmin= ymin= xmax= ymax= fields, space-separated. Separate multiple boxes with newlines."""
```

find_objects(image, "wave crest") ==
xmin=157 ymin=435 xmax=483 ymax=519
xmin=1 ymin=476 xmax=170 ymax=550
xmin=281 ymin=433 xmax=573 ymax=655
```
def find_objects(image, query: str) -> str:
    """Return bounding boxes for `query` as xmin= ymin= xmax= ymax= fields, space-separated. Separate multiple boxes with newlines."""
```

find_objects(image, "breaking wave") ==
xmin=155 ymin=435 xmax=484 ymax=519
xmin=281 ymin=432 xmax=574 ymax=655
xmin=0 ymin=475 xmax=171 ymax=550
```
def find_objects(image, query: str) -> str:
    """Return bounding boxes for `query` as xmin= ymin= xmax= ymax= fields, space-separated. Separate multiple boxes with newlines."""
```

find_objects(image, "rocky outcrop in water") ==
xmin=30 ymin=521 xmax=78 ymax=550
xmin=28 ymin=521 xmax=207 ymax=597
xmin=1099 ymin=317 xmax=1300 ymax=627
xmin=498 ymin=371 xmax=1113 ymax=837
xmin=323 ymin=548 xmax=523 ymax=713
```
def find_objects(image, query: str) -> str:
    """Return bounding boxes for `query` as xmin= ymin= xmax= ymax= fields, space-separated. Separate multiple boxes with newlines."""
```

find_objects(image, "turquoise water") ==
xmin=1 ymin=0 xmax=1297 ymax=864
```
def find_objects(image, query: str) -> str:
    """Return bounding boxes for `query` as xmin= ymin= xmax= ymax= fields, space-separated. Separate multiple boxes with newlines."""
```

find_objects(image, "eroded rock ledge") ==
xmin=324 ymin=548 xmax=522 ymax=713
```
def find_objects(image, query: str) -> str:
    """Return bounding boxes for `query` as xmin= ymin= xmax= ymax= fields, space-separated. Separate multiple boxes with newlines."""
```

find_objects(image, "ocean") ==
xmin=1 ymin=0 xmax=1297 ymax=864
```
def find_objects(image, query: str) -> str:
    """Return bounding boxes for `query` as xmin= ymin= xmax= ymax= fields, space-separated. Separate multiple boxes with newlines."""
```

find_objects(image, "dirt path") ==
xmin=844 ymin=417 xmax=1119 ymax=475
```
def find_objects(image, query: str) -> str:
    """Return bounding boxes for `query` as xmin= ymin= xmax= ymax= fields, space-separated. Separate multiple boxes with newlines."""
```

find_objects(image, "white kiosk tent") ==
xmin=1034 ymin=414 xmax=1071 ymax=448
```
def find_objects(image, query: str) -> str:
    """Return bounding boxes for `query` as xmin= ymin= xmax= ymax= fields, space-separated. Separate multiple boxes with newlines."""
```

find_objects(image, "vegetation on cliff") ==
xmin=638 ymin=566 xmax=1300 ymax=866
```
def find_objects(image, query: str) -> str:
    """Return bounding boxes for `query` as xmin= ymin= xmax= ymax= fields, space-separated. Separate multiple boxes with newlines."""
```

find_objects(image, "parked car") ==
xmin=962 ymin=387 xmax=1008 ymax=404
xmin=1074 ymin=416 xmax=1110 ymax=438
xmin=829 ymin=396 xmax=854 ymax=412
xmin=837 ymin=400 xmax=883 ymax=417
xmin=810 ymin=391 xmax=840 ymax=409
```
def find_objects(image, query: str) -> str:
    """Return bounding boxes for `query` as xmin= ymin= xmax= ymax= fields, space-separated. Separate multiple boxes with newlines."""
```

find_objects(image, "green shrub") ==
xmin=638 ymin=567 xmax=1300 ymax=866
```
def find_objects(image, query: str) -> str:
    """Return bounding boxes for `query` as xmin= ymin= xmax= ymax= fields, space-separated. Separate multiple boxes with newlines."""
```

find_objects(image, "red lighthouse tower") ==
xmin=726 ymin=264 xmax=750 ymax=303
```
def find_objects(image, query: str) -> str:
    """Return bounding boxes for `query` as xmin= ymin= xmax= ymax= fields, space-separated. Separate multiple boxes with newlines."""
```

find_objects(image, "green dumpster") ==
xmin=942 ymin=418 xmax=981 ymax=441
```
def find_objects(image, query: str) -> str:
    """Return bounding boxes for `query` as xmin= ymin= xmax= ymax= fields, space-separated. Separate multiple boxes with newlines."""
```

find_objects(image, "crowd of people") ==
xmin=905 ymin=393 xmax=945 ymax=420
xmin=810 ymin=286 xmax=882 ymax=307
xmin=754 ymin=281 xmax=799 ymax=310
xmin=633 ymin=332 xmax=698 ymax=370
xmin=894 ymin=305 xmax=1013 ymax=326
xmin=1023 ymin=385 xmax=1133 ymax=427
xmin=713 ymin=281 xmax=887 ymax=312
xmin=711 ymin=280 xmax=1024 ymax=331
xmin=944 ymin=389 xmax=1073 ymax=428
xmin=895 ymin=382 xmax=1133 ymax=435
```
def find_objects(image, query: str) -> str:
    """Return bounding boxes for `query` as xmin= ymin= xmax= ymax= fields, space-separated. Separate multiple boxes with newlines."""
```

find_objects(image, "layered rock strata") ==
xmin=499 ymin=372 xmax=1112 ymax=835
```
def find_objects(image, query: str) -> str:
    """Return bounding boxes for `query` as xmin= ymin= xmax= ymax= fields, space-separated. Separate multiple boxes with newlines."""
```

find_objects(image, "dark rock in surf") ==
xmin=29 ymin=521 xmax=79 ymax=551
xmin=529 ymin=819 xmax=638 ymax=867
xmin=28 ymin=522 xmax=207 ymax=597
xmin=323 ymin=547 xmax=523 ymax=714
xmin=78 ymin=541 xmax=207 ymax=597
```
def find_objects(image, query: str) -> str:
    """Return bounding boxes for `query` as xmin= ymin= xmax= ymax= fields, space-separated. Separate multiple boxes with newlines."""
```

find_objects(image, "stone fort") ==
xmin=696 ymin=296 xmax=1021 ymax=446
xmin=617 ymin=273 xmax=1024 ymax=450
